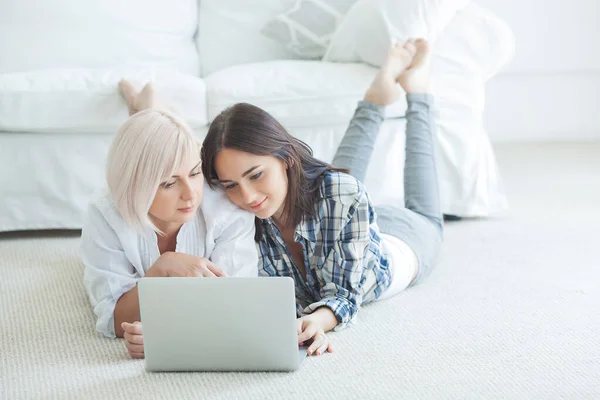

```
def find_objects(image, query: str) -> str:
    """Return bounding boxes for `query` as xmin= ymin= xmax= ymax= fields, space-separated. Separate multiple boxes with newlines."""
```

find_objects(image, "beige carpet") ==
xmin=2 ymin=142 xmax=599 ymax=399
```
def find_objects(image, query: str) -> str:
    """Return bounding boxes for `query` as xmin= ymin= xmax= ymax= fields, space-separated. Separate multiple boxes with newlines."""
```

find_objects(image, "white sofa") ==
xmin=0 ymin=0 xmax=514 ymax=232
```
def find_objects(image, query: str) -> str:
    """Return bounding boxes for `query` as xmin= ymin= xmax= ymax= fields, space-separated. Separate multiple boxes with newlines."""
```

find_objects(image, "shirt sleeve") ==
xmin=80 ymin=202 xmax=140 ymax=338
xmin=301 ymin=186 xmax=372 ymax=330
xmin=210 ymin=209 xmax=258 ymax=278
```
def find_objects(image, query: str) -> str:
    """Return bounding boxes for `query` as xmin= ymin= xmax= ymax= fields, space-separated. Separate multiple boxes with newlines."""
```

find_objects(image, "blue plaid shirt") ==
xmin=257 ymin=171 xmax=392 ymax=330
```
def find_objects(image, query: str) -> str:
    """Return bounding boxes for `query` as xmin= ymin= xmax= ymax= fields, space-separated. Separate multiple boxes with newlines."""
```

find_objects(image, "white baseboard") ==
xmin=484 ymin=72 xmax=600 ymax=142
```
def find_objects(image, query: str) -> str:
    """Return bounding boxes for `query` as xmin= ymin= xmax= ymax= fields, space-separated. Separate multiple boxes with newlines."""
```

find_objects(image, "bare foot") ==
xmin=118 ymin=79 xmax=139 ymax=116
xmin=118 ymin=80 xmax=169 ymax=116
xmin=397 ymin=38 xmax=431 ymax=94
xmin=364 ymin=40 xmax=417 ymax=106
xmin=135 ymin=83 xmax=161 ymax=111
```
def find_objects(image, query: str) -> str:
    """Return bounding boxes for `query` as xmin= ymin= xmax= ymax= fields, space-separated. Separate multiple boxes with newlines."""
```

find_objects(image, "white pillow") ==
xmin=261 ymin=0 xmax=358 ymax=58
xmin=196 ymin=0 xmax=299 ymax=76
xmin=433 ymin=4 xmax=515 ymax=80
xmin=0 ymin=68 xmax=208 ymax=133
xmin=323 ymin=0 xmax=471 ymax=65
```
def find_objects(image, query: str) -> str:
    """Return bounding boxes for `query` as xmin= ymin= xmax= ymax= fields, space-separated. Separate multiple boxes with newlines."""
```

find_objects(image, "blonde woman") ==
xmin=80 ymin=87 xmax=258 ymax=358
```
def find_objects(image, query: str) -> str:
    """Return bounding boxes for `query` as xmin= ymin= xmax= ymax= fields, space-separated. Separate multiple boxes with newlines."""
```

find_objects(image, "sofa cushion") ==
xmin=0 ymin=0 xmax=198 ymax=75
xmin=204 ymin=60 xmax=406 ymax=128
xmin=0 ymin=68 xmax=208 ymax=133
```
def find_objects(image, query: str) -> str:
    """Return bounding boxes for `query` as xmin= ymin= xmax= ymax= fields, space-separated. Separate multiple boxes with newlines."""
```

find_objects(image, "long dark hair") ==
xmin=201 ymin=103 xmax=347 ymax=241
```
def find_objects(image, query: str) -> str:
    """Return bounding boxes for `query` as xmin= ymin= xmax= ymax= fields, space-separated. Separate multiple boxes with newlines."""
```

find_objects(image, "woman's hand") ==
xmin=122 ymin=321 xmax=144 ymax=359
xmin=145 ymin=252 xmax=227 ymax=278
xmin=297 ymin=315 xmax=334 ymax=356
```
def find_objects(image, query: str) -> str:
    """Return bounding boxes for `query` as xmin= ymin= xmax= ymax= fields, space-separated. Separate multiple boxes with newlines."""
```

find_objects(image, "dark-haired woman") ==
xmin=201 ymin=39 xmax=443 ymax=357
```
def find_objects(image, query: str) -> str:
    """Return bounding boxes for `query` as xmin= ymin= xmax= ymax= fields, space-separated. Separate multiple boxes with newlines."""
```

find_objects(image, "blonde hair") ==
xmin=106 ymin=109 xmax=200 ymax=234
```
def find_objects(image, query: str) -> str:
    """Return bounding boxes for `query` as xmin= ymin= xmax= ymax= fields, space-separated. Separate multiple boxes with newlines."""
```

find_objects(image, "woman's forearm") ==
xmin=113 ymin=285 xmax=140 ymax=338
xmin=310 ymin=307 xmax=339 ymax=333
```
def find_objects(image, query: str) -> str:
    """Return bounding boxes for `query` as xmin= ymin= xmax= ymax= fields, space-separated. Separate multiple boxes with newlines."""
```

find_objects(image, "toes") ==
xmin=404 ymin=38 xmax=416 ymax=47
xmin=138 ymin=83 xmax=156 ymax=103
xmin=403 ymin=39 xmax=417 ymax=56
xmin=139 ymin=82 xmax=155 ymax=97
xmin=414 ymin=38 xmax=430 ymax=53
xmin=119 ymin=78 xmax=136 ymax=91
xmin=411 ymin=39 xmax=431 ymax=67
xmin=135 ymin=83 xmax=158 ymax=110
xmin=118 ymin=79 xmax=139 ymax=115
xmin=119 ymin=79 xmax=137 ymax=97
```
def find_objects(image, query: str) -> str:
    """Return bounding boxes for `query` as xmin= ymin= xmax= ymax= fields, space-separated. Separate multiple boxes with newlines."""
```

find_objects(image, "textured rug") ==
xmin=2 ymin=143 xmax=599 ymax=399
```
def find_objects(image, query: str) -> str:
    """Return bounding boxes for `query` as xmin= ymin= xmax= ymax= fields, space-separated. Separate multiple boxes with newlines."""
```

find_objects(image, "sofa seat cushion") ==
xmin=0 ymin=68 xmax=208 ymax=133
xmin=204 ymin=60 xmax=407 ymax=128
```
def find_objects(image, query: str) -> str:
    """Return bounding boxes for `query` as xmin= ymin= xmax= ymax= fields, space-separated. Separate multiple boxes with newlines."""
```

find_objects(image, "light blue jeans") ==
xmin=332 ymin=94 xmax=443 ymax=285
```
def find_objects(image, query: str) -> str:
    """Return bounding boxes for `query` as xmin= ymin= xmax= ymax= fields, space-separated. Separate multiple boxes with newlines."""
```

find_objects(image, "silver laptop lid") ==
xmin=138 ymin=276 xmax=304 ymax=372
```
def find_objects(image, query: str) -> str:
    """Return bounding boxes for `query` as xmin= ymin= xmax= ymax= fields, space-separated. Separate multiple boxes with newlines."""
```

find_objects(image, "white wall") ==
xmin=477 ymin=0 xmax=600 ymax=141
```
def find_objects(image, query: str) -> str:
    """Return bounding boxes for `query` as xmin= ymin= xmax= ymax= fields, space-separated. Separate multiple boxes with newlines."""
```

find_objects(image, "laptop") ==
xmin=137 ymin=276 xmax=307 ymax=372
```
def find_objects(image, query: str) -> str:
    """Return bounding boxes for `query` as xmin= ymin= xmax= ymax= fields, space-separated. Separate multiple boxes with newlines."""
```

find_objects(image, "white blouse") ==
xmin=80 ymin=184 xmax=258 ymax=338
